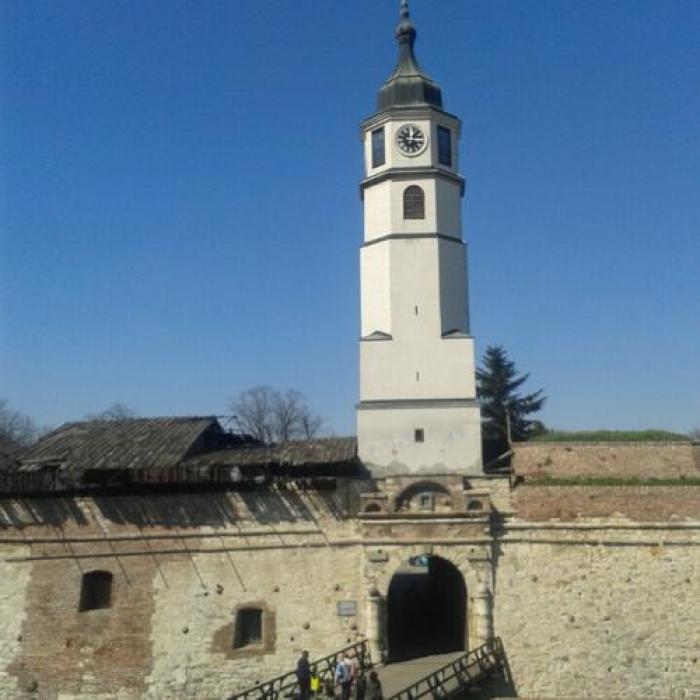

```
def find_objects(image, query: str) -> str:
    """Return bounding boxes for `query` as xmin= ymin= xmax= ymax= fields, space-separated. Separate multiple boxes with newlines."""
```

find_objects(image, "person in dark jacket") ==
xmin=296 ymin=650 xmax=311 ymax=700
xmin=355 ymin=670 xmax=367 ymax=700
xmin=366 ymin=671 xmax=382 ymax=700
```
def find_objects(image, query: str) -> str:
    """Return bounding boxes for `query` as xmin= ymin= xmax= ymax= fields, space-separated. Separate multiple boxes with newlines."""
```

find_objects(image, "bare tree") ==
xmin=689 ymin=428 xmax=700 ymax=442
xmin=85 ymin=403 xmax=137 ymax=421
xmin=229 ymin=386 xmax=323 ymax=444
xmin=0 ymin=399 xmax=39 ymax=446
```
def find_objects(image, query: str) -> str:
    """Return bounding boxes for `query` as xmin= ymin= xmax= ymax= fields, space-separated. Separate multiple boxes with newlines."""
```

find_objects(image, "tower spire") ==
xmin=394 ymin=0 xmax=420 ymax=74
xmin=376 ymin=0 xmax=443 ymax=111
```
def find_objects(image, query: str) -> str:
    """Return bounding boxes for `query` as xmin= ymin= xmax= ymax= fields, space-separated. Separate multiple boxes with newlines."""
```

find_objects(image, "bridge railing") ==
xmin=387 ymin=637 xmax=505 ymax=700
xmin=227 ymin=639 xmax=371 ymax=700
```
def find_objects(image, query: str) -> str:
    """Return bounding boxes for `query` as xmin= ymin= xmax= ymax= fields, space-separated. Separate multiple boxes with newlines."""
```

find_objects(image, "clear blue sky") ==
xmin=1 ymin=0 xmax=698 ymax=435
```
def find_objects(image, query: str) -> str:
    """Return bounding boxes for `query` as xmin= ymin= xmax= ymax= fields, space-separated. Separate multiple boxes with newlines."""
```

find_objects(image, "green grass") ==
xmin=529 ymin=430 xmax=690 ymax=443
xmin=523 ymin=476 xmax=700 ymax=487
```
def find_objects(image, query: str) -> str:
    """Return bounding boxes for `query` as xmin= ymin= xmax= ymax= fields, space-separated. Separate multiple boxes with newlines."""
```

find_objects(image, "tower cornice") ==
xmin=359 ymin=166 xmax=465 ymax=199
xmin=360 ymin=105 xmax=461 ymax=134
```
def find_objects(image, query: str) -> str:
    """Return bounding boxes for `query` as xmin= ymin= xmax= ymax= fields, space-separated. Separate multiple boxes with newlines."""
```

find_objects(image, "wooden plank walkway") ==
xmin=376 ymin=652 xmax=465 ymax=696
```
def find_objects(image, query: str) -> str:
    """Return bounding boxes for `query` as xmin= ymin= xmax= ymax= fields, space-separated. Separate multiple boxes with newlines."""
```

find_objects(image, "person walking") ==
xmin=296 ymin=650 xmax=312 ymax=700
xmin=366 ymin=671 xmax=383 ymax=700
xmin=334 ymin=652 xmax=353 ymax=700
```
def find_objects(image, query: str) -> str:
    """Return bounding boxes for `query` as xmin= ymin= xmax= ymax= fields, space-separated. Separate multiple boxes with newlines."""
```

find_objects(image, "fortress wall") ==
xmin=0 ymin=483 xmax=699 ymax=699
xmin=495 ymin=530 xmax=700 ymax=699
xmin=145 ymin=545 xmax=364 ymax=699
xmin=514 ymin=485 xmax=700 ymax=521
xmin=0 ymin=491 xmax=367 ymax=699
xmin=0 ymin=545 xmax=30 ymax=700
xmin=513 ymin=441 xmax=699 ymax=480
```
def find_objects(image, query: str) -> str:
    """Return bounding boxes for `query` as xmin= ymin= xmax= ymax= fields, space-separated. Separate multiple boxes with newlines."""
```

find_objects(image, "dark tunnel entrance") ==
xmin=387 ymin=555 xmax=466 ymax=663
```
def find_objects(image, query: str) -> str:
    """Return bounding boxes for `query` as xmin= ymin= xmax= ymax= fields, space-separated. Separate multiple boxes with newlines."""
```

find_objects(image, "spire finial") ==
xmin=376 ymin=0 xmax=443 ymax=110
xmin=395 ymin=0 xmax=416 ymax=45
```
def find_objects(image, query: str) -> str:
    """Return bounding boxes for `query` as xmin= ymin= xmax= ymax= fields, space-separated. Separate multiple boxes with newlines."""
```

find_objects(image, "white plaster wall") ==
xmin=363 ymin=181 xmax=393 ymax=240
xmin=0 ymin=545 xmax=30 ymax=700
xmin=359 ymin=238 xmax=476 ymax=401
xmin=360 ymin=243 xmax=392 ymax=337
xmin=357 ymin=404 xmax=483 ymax=474
xmin=363 ymin=177 xmax=462 ymax=241
xmin=360 ymin=335 xmax=476 ymax=400
xmin=438 ymin=237 xmax=469 ymax=335
xmin=434 ymin=178 xmax=462 ymax=238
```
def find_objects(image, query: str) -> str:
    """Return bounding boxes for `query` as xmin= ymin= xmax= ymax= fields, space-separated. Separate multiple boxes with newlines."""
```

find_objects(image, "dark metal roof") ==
xmin=16 ymin=417 xmax=223 ymax=476
xmin=377 ymin=0 xmax=443 ymax=111
xmin=184 ymin=437 xmax=358 ymax=470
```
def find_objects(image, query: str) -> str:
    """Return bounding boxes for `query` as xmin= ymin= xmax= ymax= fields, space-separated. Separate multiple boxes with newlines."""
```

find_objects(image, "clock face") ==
xmin=396 ymin=124 xmax=427 ymax=156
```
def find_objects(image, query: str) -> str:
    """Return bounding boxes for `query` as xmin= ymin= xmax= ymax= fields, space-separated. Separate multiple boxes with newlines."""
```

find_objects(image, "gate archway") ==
xmin=386 ymin=554 xmax=466 ymax=662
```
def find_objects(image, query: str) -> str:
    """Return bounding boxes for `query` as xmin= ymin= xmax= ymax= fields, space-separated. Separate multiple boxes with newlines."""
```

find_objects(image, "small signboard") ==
xmin=336 ymin=600 xmax=357 ymax=617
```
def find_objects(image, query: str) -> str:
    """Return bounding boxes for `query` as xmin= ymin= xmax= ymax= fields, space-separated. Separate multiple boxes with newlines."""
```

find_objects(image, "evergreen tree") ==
xmin=476 ymin=345 xmax=547 ymax=444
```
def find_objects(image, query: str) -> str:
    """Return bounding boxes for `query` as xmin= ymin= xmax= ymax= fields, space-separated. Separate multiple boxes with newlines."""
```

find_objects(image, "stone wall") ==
xmin=0 ymin=477 xmax=699 ymax=699
xmin=0 ymin=489 xmax=367 ymax=699
xmin=513 ymin=441 xmax=699 ymax=480
xmin=0 ymin=545 xmax=29 ymax=699
xmin=495 ymin=524 xmax=700 ymax=699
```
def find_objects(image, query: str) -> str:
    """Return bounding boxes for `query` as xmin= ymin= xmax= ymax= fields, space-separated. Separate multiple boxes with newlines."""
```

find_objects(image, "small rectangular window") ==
xmin=437 ymin=126 xmax=452 ymax=167
xmin=371 ymin=127 xmax=385 ymax=168
xmin=79 ymin=570 xmax=113 ymax=612
xmin=414 ymin=428 xmax=425 ymax=443
xmin=233 ymin=608 xmax=263 ymax=648
xmin=418 ymin=493 xmax=434 ymax=510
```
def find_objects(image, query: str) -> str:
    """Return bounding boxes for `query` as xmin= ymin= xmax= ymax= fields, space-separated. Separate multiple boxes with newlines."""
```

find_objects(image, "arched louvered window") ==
xmin=79 ymin=570 xmax=113 ymax=611
xmin=403 ymin=185 xmax=425 ymax=219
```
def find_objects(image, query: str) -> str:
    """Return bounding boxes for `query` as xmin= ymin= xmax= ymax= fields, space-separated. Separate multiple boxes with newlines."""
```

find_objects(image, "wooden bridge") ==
xmin=227 ymin=637 xmax=507 ymax=700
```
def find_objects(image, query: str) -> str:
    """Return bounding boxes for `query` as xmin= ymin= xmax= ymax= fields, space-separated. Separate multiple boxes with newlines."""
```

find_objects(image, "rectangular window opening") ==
xmin=418 ymin=493 xmax=434 ymax=510
xmin=438 ymin=126 xmax=452 ymax=167
xmin=371 ymin=127 xmax=385 ymax=168
xmin=414 ymin=428 xmax=425 ymax=443
xmin=79 ymin=570 xmax=113 ymax=612
xmin=233 ymin=608 xmax=263 ymax=648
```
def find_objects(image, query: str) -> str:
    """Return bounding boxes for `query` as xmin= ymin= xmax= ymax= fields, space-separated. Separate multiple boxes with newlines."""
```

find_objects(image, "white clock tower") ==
xmin=357 ymin=0 xmax=483 ymax=475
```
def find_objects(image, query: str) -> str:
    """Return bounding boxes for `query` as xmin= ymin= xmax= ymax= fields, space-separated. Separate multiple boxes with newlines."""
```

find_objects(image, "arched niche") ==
xmin=394 ymin=480 xmax=452 ymax=513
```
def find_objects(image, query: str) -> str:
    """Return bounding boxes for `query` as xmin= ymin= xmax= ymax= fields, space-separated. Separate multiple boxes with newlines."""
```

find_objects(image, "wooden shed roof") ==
xmin=184 ymin=437 xmax=358 ymax=469
xmin=2 ymin=418 xmax=358 ymax=493
xmin=16 ymin=417 xmax=222 ymax=475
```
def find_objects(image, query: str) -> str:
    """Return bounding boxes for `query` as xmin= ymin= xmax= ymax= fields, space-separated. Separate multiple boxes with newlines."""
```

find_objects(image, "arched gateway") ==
xmin=387 ymin=555 xmax=466 ymax=662
xmin=363 ymin=540 xmax=493 ymax=665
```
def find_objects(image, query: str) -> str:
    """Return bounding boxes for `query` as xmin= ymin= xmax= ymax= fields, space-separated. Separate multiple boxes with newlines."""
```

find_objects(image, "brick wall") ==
xmin=514 ymin=485 xmax=700 ymax=521
xmin=513 ymin=441 xmax=699 ymax=480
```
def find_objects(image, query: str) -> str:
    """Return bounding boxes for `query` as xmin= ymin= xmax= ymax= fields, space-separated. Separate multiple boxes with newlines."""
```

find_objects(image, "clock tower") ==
xmin=357 ymin=0 xmax=483 ymax=475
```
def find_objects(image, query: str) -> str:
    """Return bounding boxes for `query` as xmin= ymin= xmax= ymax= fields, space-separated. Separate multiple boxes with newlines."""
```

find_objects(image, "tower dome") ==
xmin=377 ymin=0 xmax=443 ymax=111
